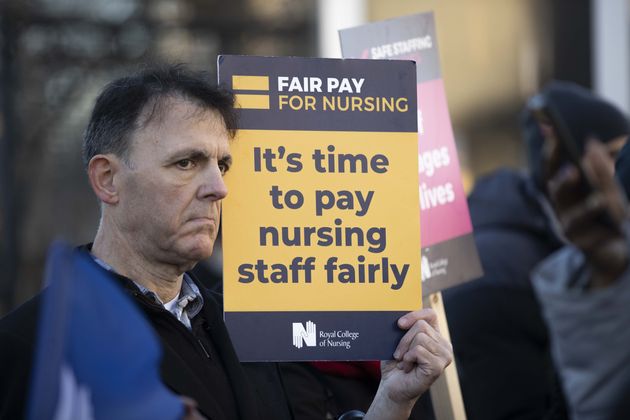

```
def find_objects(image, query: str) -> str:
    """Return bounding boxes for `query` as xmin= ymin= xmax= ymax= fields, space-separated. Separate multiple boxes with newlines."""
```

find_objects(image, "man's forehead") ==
xmin=129 ymin=97 xmax=230 ymax=158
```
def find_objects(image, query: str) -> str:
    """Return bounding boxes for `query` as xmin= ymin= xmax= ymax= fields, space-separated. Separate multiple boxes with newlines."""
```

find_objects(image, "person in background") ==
xmin=533 ymin=125 xmax=630 ymax=420
xmin=442 ymin=81 xmax=629 ymax=420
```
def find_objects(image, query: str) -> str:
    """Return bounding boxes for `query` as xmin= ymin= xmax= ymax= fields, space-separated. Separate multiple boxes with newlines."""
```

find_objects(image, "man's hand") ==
xmin=365 ymin=309 xmax=453 ymax=420
xmin=543 ymin=127 xmax=629 ymax=288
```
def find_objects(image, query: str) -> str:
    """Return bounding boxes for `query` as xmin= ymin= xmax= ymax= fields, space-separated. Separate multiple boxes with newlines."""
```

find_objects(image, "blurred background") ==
xmin=1 ymin=0 xmax=628 ymax=315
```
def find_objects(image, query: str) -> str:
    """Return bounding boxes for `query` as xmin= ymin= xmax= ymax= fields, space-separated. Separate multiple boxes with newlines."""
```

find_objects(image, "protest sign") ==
xmin=340 ymin=12 xmax=483 ymax=295
xmin=219 ymin=55 xmax=421 ymax=361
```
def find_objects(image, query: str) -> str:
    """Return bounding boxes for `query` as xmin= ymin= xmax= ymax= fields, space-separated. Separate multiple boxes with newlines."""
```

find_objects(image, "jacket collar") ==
xmin=77 ymin=245 xmax=260 ymax=419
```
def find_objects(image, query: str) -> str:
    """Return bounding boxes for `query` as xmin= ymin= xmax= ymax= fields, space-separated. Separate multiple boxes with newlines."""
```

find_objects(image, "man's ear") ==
xmin=87 ymin=154 xmax=121 ymax=205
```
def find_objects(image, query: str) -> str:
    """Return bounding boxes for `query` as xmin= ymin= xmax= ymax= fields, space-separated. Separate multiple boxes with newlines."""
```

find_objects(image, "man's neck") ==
xmin=91 ymin=223 xmax=184 ymax=303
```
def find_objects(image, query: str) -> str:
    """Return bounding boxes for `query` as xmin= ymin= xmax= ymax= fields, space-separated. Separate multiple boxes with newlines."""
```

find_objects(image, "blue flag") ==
xmin=27 ymin=242 xmax=183 ymax=420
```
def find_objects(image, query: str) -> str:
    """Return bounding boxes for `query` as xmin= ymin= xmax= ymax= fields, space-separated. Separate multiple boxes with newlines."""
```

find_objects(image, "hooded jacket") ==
xmin=443 ymin=169 xmax=566 ymax=420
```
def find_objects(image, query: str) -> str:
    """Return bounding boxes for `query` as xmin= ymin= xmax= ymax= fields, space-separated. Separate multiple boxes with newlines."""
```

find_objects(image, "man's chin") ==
xmin=181 ymin=240 xmax=215 ymax=263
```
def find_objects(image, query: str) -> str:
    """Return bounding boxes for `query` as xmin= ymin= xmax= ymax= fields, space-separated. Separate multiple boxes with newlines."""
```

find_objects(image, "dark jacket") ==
xmin=443 ymin=169 xmax=567 ymax=420
xmin=0 ymin=294 xmax=41 ymax=420
xmin=0 ymin=252 xmax=294 ymax=420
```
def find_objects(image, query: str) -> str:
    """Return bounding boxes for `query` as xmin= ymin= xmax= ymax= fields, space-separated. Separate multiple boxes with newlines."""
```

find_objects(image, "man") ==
xmin=442 ymin=81 xmax=629 ymax=420
xmin=0 ymin=65 xmax=453 ymax=419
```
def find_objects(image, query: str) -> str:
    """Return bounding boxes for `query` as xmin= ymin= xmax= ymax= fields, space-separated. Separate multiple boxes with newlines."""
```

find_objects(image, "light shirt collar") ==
xmin=90 ymin=254 xmax=204 ymax=330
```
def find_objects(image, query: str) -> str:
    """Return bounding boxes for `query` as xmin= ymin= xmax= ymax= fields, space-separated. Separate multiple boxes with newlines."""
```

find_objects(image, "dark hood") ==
xmin=522 ymin=81 xmax=630 ymax=191
xmin=468 ymin=169 xmax=552 ymax=237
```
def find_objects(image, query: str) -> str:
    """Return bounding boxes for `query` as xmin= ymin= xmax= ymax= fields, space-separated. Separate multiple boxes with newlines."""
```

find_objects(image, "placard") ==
xmin=219 ymin=55 xmax=421 ymax=361
xmin=340 ymin=12 xmax=483 ymax=294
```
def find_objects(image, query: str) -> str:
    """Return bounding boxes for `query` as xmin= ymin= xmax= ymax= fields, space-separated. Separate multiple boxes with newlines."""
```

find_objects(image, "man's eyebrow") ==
xmin=166 ymin=148 xmax=210 ymax=162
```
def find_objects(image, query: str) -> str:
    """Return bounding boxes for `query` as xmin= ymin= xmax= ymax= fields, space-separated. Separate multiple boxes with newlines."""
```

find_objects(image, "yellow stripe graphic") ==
xmin=235 ymin=94 xmax=270 ymax=110
xmin=232 ymin=75 xmax=269 ymax=91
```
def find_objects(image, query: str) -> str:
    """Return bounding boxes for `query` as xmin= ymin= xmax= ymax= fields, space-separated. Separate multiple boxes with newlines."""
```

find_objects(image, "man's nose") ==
xmin=199 ymin=164 xmax=228 ymax=200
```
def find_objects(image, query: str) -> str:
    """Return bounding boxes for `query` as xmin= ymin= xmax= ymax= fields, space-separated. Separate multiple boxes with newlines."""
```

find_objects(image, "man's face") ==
xmin=114 ymin=98 xmax=231 ymax=268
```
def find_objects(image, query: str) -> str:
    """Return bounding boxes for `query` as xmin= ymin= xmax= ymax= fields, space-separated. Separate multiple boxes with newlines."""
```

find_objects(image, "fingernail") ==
xmin=398 ymin=317 xmax=409 ymax=328
xmin=397 ymin=362 xmax=404 ymax=370
xmin=393 ymin=350 xmax=400 ymax=360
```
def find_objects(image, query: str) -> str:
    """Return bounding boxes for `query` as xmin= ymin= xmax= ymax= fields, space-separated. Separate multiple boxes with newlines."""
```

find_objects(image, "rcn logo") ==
xmin=292 ymin=321 xmax=317 ymax=349
xmin=421 ymin=255 xmax=432 ymax=280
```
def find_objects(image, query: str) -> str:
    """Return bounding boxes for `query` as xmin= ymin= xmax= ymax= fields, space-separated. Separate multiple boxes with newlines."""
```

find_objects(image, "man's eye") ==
xmin=219 ymin=162 xmax=230 ymax=175
xmin=176 ymin=159 xmax=195 ymax=170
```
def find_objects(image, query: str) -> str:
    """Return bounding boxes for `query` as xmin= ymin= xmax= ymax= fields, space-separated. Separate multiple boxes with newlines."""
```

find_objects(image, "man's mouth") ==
xmin=188 ymin=217 xmax=217 ymax=226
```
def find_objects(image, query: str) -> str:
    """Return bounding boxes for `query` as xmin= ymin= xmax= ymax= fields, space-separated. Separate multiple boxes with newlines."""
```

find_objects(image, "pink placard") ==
xmin=418 ymin=79 xmax=473 ymax=246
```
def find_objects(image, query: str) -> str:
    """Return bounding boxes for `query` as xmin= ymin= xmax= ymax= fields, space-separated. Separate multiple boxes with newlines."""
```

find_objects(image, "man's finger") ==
xmin=399 ymin=340 xmax=452 ymax=374
xmin=398 ymin=308 xmax=438 ymax=331
xmin=393 ymin=319 xmax=438 ymax=360
xmin=398 ymin=344 xmax=440 ymax=374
